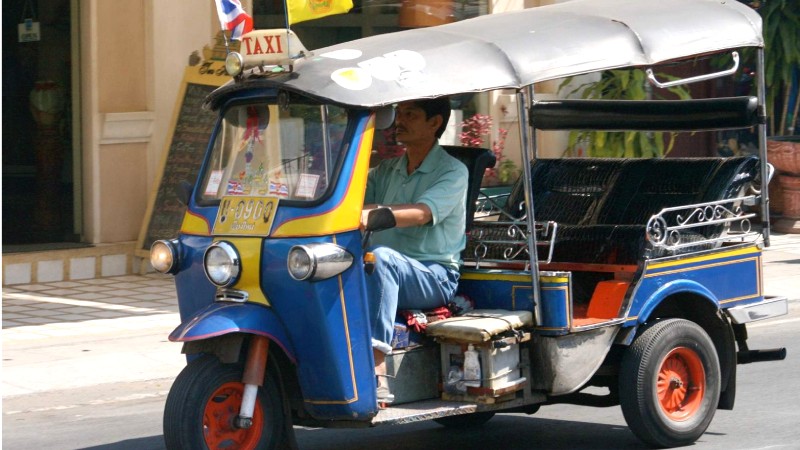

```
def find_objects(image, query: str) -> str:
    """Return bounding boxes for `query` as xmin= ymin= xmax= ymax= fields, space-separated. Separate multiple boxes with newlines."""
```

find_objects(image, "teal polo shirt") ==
xmin=365 ymin=143 xmax=468 ymax=270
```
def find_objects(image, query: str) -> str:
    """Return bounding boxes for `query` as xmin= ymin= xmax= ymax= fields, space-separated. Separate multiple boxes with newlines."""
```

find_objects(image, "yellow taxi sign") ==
xmin=213 ymin=196 xmax=279 ymax=236
xmin=239 ymin=29 xmax=307 ymax=67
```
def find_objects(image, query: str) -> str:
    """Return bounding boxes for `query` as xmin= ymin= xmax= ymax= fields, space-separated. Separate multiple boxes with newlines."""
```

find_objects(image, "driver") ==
xmin=361 ymin=97 xmax=468 ymax=404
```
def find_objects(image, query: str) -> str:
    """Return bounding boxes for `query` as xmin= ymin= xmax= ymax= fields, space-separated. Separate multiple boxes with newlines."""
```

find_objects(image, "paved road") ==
xmin=3 ymin=304 xmax=797 ymax=450
xmin=3 ymin=234 xmax=799 ymax=449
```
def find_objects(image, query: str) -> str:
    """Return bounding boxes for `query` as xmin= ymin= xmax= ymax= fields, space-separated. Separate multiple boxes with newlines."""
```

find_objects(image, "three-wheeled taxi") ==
xmin=150 ymin=0 xmax=788 ymax=448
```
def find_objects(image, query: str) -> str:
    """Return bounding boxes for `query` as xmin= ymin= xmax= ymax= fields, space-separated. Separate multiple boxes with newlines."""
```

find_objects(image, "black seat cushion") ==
xmin=442 ymin=146 xmax=496 ymax=232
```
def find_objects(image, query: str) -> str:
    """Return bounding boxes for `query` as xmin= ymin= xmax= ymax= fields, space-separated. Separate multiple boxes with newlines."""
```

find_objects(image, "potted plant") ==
xmin=558 ymin=69 xmax=691 ymax=157
xmin=745 ymin=0 xmax=800 ymax=232
xmin=460 ymin=113 xmax=518 ymax=186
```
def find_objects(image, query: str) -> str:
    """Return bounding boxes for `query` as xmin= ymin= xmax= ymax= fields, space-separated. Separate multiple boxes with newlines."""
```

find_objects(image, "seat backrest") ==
xmin=505 ymin=158 xmax=626 ymax=224
xmin=597 ymin=158 xmax=723 ymax=225
xmin=442 ymin=146 xmax=496 ymax=231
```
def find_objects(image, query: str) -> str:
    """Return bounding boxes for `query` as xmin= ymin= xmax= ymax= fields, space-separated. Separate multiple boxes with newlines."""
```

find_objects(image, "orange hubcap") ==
xmin=657 ymin=347 xmax=706 ymax=421
xmin=203 ymin=382 xmax=264 ymax=449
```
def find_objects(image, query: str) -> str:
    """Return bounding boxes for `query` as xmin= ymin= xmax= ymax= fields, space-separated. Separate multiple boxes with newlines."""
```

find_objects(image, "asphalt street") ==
xmin=2 ymin=233 xmax=799 ymax=449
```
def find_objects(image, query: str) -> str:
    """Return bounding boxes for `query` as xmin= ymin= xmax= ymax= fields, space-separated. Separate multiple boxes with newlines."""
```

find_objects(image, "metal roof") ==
xmin=216 ymin=0 xmax=762 ymax=108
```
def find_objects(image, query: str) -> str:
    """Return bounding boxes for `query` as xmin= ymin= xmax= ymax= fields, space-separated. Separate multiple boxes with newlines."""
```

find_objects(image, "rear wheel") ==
xmin=619 ymin=318 xmax=720 ymax=448
xmin=163 ymin=355 xmax=284 ymax=450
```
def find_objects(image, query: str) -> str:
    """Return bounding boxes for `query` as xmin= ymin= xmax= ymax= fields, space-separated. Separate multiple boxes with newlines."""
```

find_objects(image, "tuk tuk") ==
xmin=150 ymin=0 xmax=788 ymax=448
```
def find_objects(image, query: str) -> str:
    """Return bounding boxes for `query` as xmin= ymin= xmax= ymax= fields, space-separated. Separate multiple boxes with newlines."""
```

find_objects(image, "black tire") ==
xmin=434 ymin=412 xmax=496 ymax=429
xmin=619 ymin=318 xmax=721 ymax=448
xmin=163 ymin=355 xmax=285 ymax=450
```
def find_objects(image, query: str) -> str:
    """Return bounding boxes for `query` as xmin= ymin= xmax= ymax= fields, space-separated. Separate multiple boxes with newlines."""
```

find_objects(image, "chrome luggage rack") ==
xmin=469 ymin=193 xmax=558 ymax=269
xmin=646 ymin=195 xmax=761 ymax=252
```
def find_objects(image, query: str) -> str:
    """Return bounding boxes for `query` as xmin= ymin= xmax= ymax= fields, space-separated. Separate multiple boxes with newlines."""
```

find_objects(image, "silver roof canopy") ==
xmin=235 ymin=0 xmax=762 ymax=108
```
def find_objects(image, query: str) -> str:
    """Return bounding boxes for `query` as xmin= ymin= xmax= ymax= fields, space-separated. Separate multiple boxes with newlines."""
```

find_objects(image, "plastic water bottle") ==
xmin=445 ymin=365 xmax=466 ymax=394
xmin=463 ymin=344 xmax=481 ymax=388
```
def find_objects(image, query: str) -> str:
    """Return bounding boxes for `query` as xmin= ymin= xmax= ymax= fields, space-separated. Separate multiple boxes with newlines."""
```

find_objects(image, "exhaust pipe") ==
xmin=738 ymin=348 xmax=787 ymax=364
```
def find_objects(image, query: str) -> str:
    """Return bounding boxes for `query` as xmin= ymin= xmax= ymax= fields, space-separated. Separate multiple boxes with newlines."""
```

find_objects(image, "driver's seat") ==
xmin=442 ymin=146 xmax=496 ymax=232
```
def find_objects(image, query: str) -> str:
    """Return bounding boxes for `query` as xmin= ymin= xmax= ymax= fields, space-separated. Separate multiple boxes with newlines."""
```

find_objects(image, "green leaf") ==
xmin=623 ymin=132 xmax=636 ymax=158
xmin=595 ymin=131 xmax=607 ymax=149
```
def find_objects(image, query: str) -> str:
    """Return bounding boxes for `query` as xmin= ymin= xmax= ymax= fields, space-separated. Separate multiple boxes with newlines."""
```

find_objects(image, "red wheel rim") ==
xmin=203 ymin=382 xmax=264 ymax=449
xmin=657 ymin=346 xmax=706 ymax=421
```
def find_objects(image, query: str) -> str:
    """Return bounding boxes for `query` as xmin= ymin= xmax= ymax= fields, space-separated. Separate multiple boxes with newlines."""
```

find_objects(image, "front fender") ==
xmin=169 ymin=302 xmax=296 ymax=362
xmin=635 ymin=279 xmax=719 ymax=324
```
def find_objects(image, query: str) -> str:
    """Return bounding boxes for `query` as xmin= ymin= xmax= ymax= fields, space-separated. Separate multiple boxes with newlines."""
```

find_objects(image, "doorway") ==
xmin=2 ymin=0 xmax=81 ymax=247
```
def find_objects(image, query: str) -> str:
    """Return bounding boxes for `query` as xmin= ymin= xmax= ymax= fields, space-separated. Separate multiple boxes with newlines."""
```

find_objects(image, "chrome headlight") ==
xmin=225 ymin=51 xmax=244 ymax=77
xmin=287 ymin=243 xmax=353 ymax=281
xmin=204 ymin=241 xmax=241 ymax=287
xmin=150 ymin=239 xmax=179 ymax=274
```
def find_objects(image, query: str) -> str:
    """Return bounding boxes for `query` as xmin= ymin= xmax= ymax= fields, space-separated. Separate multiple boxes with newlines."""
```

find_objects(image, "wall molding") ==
xmin=100 ymin=111 xmax=155 ymax=144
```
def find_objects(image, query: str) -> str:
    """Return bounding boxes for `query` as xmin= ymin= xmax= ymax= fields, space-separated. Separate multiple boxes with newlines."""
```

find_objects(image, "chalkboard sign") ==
xmin=136 ymin=63 xmax=229 ymax=256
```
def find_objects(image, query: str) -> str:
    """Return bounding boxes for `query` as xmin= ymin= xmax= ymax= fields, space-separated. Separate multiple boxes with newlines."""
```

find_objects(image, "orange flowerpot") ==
xmin=767 ymin=138 xmax=800 ymax=233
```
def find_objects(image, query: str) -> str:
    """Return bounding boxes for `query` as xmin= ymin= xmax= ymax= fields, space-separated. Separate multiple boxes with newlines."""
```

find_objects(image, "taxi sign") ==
xmin=239 ymin=29 xmax=307 ymax=67
xmin=213 ymin=196 xmax=279 ymax=236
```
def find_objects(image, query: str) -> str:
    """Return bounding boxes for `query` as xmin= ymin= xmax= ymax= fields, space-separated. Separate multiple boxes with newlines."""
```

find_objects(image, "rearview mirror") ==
xmin=362 ymin=207 xmax=396 ymax=248
xmin=366 ymin=207 xmax=396 ymax=232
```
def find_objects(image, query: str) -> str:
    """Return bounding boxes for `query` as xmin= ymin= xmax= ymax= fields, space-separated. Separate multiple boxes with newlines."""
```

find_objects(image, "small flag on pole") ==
xmin=287 ymin=0 xmax=354 ymax=25
xmin=215 ymin=0 xmax=254 ymax=41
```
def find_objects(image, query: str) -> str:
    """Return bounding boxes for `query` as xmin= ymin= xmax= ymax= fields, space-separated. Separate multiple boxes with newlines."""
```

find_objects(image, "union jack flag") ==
xmin=215 ymin=0 xmax=253 ymax=41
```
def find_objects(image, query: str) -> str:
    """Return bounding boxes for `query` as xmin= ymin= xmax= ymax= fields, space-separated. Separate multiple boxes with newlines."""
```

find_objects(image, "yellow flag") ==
xmin=287 ymin=0 xmax=353 ymax=25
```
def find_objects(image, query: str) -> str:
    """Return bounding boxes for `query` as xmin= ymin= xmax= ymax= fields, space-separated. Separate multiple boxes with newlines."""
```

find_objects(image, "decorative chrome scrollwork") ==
xmin=646 ymin=196 xmax=758 ymax=251
xmin=465 ymin=219 xmax=557 ymax=267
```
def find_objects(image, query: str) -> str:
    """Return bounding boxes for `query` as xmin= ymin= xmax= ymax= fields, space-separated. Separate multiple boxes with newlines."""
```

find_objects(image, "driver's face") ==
xmin=394 ymin=102 xmax=440 ymax=147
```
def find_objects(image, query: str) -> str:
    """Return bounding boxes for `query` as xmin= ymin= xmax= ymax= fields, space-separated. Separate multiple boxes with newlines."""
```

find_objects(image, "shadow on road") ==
xmin=69 ymin=416 xmax=647 ymax=450
xmin=295 ymin=415 xmax=649 ymax=450
xmin=78 ymin=435 xmax=165 ymax=450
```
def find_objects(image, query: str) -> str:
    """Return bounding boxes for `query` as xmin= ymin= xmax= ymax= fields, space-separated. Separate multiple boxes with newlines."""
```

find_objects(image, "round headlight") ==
xmin=150 ymin=239 xmax=179 ymax=274
xmin=225 ymin=52 xmax=244 ymax=77
xmin=287 ymin=246 xmax=314 ymax=281
xmin=204 ymin=241 xmax=241 ymax=287
xmin=287 ymin=243 xmax=353 ymax=281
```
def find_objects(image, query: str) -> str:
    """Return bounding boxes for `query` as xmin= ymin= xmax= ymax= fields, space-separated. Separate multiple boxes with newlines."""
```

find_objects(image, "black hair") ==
xmin=413 ymin=97 xmax=451 ymax=139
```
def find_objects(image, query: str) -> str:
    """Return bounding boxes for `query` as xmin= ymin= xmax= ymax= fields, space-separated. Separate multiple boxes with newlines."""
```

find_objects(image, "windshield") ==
xmin=199 ymin=102 xmax=348 ymax=204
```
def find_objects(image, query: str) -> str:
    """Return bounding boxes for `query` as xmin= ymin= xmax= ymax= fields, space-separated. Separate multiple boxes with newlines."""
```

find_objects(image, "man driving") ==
xmin=362 ymin=97 xmax=468 ymax=404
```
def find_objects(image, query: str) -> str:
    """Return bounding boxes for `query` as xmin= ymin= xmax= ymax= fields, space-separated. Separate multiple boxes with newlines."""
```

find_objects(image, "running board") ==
xmin=372 ymin=397 xmax=534 ymax=426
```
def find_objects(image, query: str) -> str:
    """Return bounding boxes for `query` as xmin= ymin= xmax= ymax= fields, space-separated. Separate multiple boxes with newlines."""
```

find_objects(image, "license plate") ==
xmin=213 ymin=196 xmax=279 ymax=236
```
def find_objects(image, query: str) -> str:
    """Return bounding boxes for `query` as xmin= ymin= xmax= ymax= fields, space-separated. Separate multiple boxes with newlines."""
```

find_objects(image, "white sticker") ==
xmin=319 ymin=49 xmax=362 ymax=60
xmin=331 ymin=67 xmax=373 ymax=91
xmin=204 ymin=170 xmax=224 ymax=196
xmin=295 ymin=173 xmax=320 ymax=199
xmin=384 ymin=50 xmax=426 ymax=72
xmin=358 ymin=57 xmax=401 ymax=81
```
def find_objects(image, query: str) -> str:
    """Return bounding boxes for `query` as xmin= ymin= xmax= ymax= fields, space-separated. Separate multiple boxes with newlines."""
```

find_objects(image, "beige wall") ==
xmin=150 ymin=1 xmax=217 ymax=189
xmin=97 ymin=2 xmax=148 ymax=112
xmin=81 ymin=1 xmax=216 ymax=244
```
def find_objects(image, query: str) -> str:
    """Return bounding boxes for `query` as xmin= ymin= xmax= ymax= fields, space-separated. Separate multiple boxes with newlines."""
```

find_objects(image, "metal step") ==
xmin=372 ymin=399 xmax=482 ymax=425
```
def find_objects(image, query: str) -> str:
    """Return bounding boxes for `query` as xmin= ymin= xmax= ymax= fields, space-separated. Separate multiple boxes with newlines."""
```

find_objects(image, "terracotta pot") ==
xmin=769 ymin=178 xmax=783 ymax=215
xmin=767 ymin=138 xmax=800 ymax=176
xmin=768 ymin=138 xmax=800 ymax=233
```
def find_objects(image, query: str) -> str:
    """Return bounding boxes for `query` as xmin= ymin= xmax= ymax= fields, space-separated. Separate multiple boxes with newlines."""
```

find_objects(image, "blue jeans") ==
xmin=365 ymin=246 xmax=460 ymax=353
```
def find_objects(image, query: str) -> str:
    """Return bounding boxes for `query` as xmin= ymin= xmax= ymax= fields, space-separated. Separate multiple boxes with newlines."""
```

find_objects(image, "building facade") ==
xmin=3 ymin=0 xmax=558 ymax=285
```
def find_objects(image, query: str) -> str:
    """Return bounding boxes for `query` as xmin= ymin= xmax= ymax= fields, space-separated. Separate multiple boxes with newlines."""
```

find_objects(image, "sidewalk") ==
xmin=2 ymin=274 xmax=185 ymax=397
xmin=2 ymin=234 xmax=799 ymax=397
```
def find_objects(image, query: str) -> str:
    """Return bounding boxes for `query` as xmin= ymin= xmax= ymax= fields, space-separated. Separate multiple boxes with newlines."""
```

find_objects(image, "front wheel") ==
xmin=163 ymin=355 xmax=285 ymax=450
xmin=619 ymin=318 xmax=721 ymax=448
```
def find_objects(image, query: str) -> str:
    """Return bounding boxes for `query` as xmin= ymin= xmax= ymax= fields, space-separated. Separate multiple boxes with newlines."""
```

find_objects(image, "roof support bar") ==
xmin=646 ymin=52 xmax=739 ymax=88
